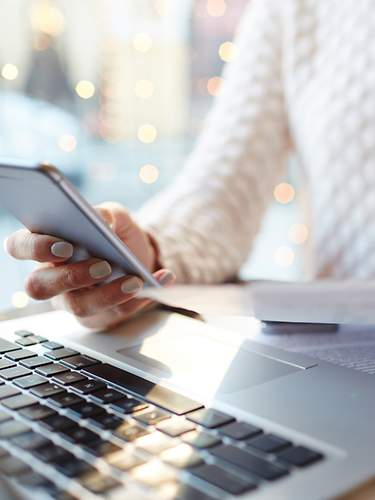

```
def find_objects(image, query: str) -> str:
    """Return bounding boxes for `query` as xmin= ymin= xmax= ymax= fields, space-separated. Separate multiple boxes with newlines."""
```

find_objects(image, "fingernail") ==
xmin=159 ymin=270 xmax=175 ymax=286
xmin=3 ymin=237 xmax=9 ymax=253
xmin=51 ymin=241 xmax=74 ymax=258
xmin=121 ymin=277 xmax=143 ymax=294
xmin=89 ymin=261 xmax=112 ymax=280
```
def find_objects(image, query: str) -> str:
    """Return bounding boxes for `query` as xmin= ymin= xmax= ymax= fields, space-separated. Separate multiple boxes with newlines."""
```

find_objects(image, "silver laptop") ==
xmin=0 ymin=307 xmax=371 ymax=499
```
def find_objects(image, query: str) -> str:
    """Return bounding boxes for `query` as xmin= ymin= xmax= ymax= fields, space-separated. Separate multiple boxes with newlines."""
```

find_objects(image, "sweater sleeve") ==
xmin=137 ymin=0 xmax=291 ymax=283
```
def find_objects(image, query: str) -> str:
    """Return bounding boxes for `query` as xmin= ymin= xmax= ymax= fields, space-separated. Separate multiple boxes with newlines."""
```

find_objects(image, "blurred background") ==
xmin=0 ymin=0 xmax=308 ymax=311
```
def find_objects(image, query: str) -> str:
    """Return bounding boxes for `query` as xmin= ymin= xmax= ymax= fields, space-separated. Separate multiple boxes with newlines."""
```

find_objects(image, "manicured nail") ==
xmin=121 ymin=277 xmax=143 ymax=294
xmin=89 ymin=261 xmax=112 ymax=280
xmin=51 ymin=241 xmax=74 ymax=258
xmin=159 ymin=270 xmax=175 ymax=286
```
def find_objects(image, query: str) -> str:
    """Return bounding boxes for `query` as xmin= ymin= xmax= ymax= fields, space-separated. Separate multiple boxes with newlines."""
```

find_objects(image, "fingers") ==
xmin=61 ymin=275 xmax=144 ymax=318
xmin=95 ymin=202 xmax=134 ymax=240
xmin=25 ymin=258 xmax=113 ymax=300
xmin=5 ymin=229 xmax=74 ymax=263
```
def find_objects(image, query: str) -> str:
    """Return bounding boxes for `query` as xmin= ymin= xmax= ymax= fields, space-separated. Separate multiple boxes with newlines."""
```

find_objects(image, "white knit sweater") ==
xmin=138 ymin=0 xmax=375 ymax=283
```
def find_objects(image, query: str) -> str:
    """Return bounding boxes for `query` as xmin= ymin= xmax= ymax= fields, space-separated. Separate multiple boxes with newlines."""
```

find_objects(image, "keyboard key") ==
xmin=248 ymin=433 xmax=292 ymax=453
xmin=48 ymin=392 xmax=83 ymax=408
xmin=110 ymin=397 xmax=148 ymax=414
xmin=156 ymin=481 xmax=216 ymax=500
xmin=40 ymin=414 xmax=75 ymax=432
xmin=79 ymin=470 xmax=120 ymax=494
xmin=14 ymin=330 xmax=33 ymax=338
xmin=187 ymin=408 xmax=234 ymax=428
xmin=34 ymin=444 xmax=73 ymax=463
xmin=45 ymin=348 xmax=79 ymax=360
xmin=20 ymin=404 xmax=57 ymax=421
xmin=157 ymin=417 xmax=195 ymax=437
xmin=11 ymin=431 xmax=51 ymax=450
xmin=0 ymin=359 xmax=15 ymax=370
xmin=61 ymin=355 xmax=99 ymax=369
xmin=135 ymin=431 xmax=176 ymax=455
xmin=0 ymin=385 xmax=20 ymax=399
xmin=83 ymin=439 xmax=121 ymax=457
xmin=219 ymin=421 xmax=262 ymax=440
xmin=134 ymin=408 xmax=170 ymax=426
xmin=0 ymin=456 xmax=30 ymax=476
xmin=68 ymin=401 xmax=105 ymax=419
xmin=60 ymin=425 xmax=99 ymax=444
xmin=55 ymin=457 xmax=93 ymax=478
xmin=30 ymin=383 xmax=65 ymax=398
xmin=0 ymin=339 xmax=19 ymax=354
xmin=161 ymin=443 xmax=204 ymax=469
xmin=0 ymin=420 xmax=30 ymax=438
xmin=70 ymin=379 xmax=105 ymax=394
xmin=20 ymin=356 xmax=52 ymax=369
xmin=181 ymin=430 xmax=221 ymax=449
xmin=5 ymin=349 xmax=36 ymax=361
xmin=114 ymin=421 xmax=149 ymax=442
xmin=19 ymin=471 xmax=51 ymax=488
xmin=0 ymin=410 xmax=12 ymax=423
xmin=90 ymin=388 xmax=124 ymax=404
xmin=42 ymin=341 xmax=63 ymax=350
xmin=89 ymin=413 xmax=123 ymax=431
xmin=52 ymin=371 xmax=87 ymax=385
xmin=35 ymin=363 xmax=68 ymax=376
xmin=191 ymin=464 xmax=256 ymax=495
xmin=277 ymin=446 xmax=323 ymax=467
xmin=210 ymin=444 xmax=288 ymax=481
xmin=26 ymin=335 xmax=47 ymax=343
xmin=131 ymin=460 xmax=176 ymax=487
xmin=84 ymin=363 xmax=202 ymax=415
xmin=0 ymin=366 xmax=31 ymax=380
xmin=15 ymin=337 xmax=38 ymax=347
xmin=106 ymin=449 xmax=145 ymax=471
xmin=14 ymin=374 xmax=47 ymax=389
xmin=2 ymin=394 xmax=38 ymax=410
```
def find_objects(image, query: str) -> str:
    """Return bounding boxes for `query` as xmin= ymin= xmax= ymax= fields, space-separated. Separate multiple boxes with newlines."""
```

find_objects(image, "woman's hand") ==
xmin=5 ymin=202 xmax=175 ymax=329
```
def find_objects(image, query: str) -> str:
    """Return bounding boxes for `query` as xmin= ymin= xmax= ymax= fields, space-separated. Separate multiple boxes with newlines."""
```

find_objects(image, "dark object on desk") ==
xmin=261 ymin=321 xmax=339 ymax=334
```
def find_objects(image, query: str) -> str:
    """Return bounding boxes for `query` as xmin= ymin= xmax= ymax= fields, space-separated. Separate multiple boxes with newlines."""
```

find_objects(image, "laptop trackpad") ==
xmin=118 ymin=329 xmax=299 ymax=397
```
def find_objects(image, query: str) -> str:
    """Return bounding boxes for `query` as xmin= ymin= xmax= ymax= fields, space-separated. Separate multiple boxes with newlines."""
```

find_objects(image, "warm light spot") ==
xmin=274 ymin=246 xmax=295 ymax=267
xmin=135 ymin=80 xmax=154 ymax=99
xmin=154 ymin=0 xmax=169 ymax=16
xmin=289 ymin=223 xmax=309 ymax=244
xmin=12 ymin=291 xmax=29 ymax=309
xmin=207 ymin=0 xmax=227 ymax=17
xmin=58 ymin=134 xmax=77 ymax=153
xmin=139 ymin=164 xmax=159 ymax=184
xmin=30 ymin=3 xmax=65 ymax=36
xmin=1 ymin=64 xmax=18 ymax=81
xmin=133 ymin=33 xmax=153 ymax=53
xmin=75 ymin=80 xmax=95 ymax=99
xmin=137 ymin=124 xmax=157 ymax=143
xmin=207 ymin=76 xmax=223 ymax=96
xmin=218 ymin=41 xmax=237 ymax=62
xmin=273 ymin=182 xmax=295 ymax=204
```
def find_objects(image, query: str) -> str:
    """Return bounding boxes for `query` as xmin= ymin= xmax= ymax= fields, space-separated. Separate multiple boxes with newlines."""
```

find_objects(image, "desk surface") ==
xmin=0 ymin=301 xmax=374 ymax=500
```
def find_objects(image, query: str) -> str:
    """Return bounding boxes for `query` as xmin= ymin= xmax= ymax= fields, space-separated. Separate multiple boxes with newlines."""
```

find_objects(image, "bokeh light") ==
xmin=274 ymin=246 xmax=295 ymax=267
xmin=273 ymin=182 xmax=295 ymax=204
xmin=135 ymin=80 xmax=155 ymax=99
xmin=207 ymin=76 xmax=223 ymax=96
xmin=154 ymin=0 xmax=169 ymax=16
xmin=289 ymin=223 xmax=309 ymax=245
xmin=30 ymin=3 xmax=65 ymax=36
xmin=133 ymin=33 xmax=153 ymax=53
xmin=207 ymin=0 xmax=227 ymax=17
xmin=11 ymin=291 xmax=29 ymax=309
xmin=1 ymin=63 xmax=19 ymax=81
xmin=58 ymin=134 xmax=77 ymax=153
xmin=137 ymin=124 xmax=158 ymax=143
xmin=75 ymin=80 xmax=95 ymax=99
xmin=139 ymin=164 xmax=159 ymax=184
xmin=218 ymin=41 xmax=237 ymax=62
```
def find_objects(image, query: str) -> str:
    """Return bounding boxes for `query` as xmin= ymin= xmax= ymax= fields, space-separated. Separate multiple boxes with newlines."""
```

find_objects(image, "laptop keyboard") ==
xmin=0 ymin=329 xmax=324 ymax=499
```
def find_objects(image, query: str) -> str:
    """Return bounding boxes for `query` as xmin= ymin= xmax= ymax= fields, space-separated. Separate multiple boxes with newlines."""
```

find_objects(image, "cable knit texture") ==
xmin=138 ymin=0 xmax=375 ymax=283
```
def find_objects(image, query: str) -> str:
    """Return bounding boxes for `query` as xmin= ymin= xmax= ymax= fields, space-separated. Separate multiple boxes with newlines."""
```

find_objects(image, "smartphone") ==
xmin=0 ymin=158 xmax=160 ymax=287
